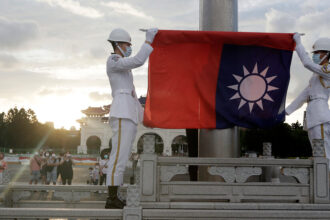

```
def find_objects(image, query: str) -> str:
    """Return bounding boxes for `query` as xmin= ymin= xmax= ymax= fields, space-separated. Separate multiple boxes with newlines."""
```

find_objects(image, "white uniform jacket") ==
xmin=286 ymin=42 xmax=330 ymax=129
xmin=106 ymin=43 xmax=153 ymax=124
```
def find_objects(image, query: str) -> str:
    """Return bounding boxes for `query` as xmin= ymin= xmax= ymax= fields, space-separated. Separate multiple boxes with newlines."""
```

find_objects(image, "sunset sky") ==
xmin=1 ymin=0 xmax=330 ymax=129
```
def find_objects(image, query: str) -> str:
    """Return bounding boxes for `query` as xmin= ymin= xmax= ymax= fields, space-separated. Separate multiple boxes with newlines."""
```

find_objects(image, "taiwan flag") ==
xmin=143 ymin=30 xmax=295 ymax=129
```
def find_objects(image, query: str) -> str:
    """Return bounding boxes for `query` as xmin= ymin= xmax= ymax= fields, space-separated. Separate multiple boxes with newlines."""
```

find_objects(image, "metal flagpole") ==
xmin=198 ymin=0 xmax=240 ymax=181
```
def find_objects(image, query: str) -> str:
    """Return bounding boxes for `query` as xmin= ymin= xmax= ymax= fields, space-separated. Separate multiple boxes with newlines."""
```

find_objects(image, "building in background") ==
xmin=77 ymin=97 xmax=187 ymax=156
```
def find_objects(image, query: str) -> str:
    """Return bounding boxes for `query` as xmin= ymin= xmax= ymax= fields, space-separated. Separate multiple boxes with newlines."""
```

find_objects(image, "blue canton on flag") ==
xmin=216 ymin=44 xmax=293 ymax=129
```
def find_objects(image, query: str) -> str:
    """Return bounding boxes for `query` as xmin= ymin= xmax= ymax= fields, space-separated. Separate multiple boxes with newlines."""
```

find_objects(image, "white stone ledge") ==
xmin=11 ymin=200 xmax=105 ymax=208
xmin=3 ymin=204 xmax=330 ymax=219
xmin=160 ymin=181 xmax=309 ymax=186
xmin=0 ymin=208 xmax=122 ymax=219
xmin=143 ymin=209 xmax=330 ymax=219
xmin=1 ymin=184 xmax=111 ymax=190
xmin=141 ymin=202 xmax=330 ymax=210
xmin=157 ymin=157 xmax=313 ymax=167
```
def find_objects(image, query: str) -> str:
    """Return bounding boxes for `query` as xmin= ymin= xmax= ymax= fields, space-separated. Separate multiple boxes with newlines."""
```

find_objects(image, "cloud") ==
xmin=0 ymin=54 xmax=19 ymax=69
xmin=296 ymin=9 xmax=330 ymax=35
xmin=101 ymin=1 xmax=153 ymax=20
xmin=89 ymin=47 xmax=107 ymax=59
xmin=265 ymin=8 xmax=296 ymax=33
xmin=89 ymin=91 xmax=111 ymax=101
xmin=0 ymin=17 xmax=38 ymax=49
xmin=38 ymin=87 xmax=73 ymax=96
xmin=0 ymin=69 xmax=108 ymax=100
xmin=36 ymin=0 xmax=103 ymax=18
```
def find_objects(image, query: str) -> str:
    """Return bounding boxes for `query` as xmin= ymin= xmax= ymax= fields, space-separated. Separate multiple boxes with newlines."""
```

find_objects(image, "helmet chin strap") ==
xmin=115 ymin=42 xmax=126 ymax=57
xmin=321 ymin=52 xmax=330 ymax=64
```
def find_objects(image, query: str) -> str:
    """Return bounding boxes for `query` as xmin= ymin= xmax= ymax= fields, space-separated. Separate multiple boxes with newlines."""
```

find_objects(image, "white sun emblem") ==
xmin=227 ymin=62 xmax=278 ymax=113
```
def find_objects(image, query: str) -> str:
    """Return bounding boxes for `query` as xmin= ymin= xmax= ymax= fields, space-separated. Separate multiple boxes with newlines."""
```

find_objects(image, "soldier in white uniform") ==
xmin=105 ymin=27 xmax=158 ymax=209
xmin=286 ymin=33 xmax=330 ymax=164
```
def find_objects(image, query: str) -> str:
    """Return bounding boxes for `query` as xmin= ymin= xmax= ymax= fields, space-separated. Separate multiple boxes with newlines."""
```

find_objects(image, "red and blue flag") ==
xmin=143 ymin=30 xmax=295 ymax=129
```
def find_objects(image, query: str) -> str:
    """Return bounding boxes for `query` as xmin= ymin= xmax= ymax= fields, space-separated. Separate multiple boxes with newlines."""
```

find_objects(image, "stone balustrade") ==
xmin=0 ymin=135 xmax=329 ymax=219
xmin=140 ymin=135 xmax=330 ymax=204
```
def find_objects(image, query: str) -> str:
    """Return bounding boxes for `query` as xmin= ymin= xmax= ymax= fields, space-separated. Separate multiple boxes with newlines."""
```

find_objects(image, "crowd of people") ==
xmin=29 ymin=151 xmax=74 ymax=185
xmin=0 ymin=149 xmax=111 ymax=186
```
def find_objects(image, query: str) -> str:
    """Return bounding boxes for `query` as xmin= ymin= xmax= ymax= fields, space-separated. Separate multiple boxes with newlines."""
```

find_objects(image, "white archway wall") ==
xmin=82 ymin=127 xmax=110 ymax=153
xmin=79 ymin=119 xmax=186 ymax=155
xmin=167 ymin=131 xmax=187 ymax=154
xmin=133 ymin=125 xmax=186 ymax=156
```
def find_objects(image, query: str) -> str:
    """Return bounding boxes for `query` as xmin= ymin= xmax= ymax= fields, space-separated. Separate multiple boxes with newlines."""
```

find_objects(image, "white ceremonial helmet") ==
xmin=312 ymin=38 xmax=330 ymax=52
xmin=108 ymin=28 xmax=131 ymax=43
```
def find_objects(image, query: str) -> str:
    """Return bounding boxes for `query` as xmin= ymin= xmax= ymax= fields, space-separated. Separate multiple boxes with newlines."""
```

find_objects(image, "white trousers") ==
xmin=106 ymin=118 xmax=137 ymax=186
xmin=308 ymin=123 xmax=330 ymax=167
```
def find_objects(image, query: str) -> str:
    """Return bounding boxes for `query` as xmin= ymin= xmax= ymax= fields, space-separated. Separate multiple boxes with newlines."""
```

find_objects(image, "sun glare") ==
xmin=227 ymin=63 xmax=278 ymax=113
xmin=35 ymin=93 xmax=87 ymax=129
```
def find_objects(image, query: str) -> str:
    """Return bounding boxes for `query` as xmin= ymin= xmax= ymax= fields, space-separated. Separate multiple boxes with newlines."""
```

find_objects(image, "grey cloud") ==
xmin=265 ymin=8 xmax=296 ymax=33
xmin=36 ymin=0 xmax=103 ymax=18
xmin=101 ymin=1 xmax=153 ymax=20
xmin=89 ymin=91 xmax=111 ymax=101
xmin=0 ymin=53 xmax=19 ymax=69
xmin=89 ymin=47 xmax=107 ymax=59
xmin=296 ymin=9 xmax=330 ymax=33
xmin=0 ymin=17 xmax=39 ymax=49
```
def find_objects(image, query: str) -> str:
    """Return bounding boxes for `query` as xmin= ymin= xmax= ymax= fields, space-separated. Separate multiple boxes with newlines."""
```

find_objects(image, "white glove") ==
xmin=293 ymin=32 xmax=301 ymax=45
xmin=146 ymin=28 xmax=158 ymax=43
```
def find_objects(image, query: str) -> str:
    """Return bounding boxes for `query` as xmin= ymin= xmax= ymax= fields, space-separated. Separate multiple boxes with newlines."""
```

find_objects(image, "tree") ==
xmin=240 ymin=121 xmax=311 ymax=158
xmin=5 ymin=107 xmax=39 ymax=151
xmin=0 ymin=107 xmax=81 ymax=154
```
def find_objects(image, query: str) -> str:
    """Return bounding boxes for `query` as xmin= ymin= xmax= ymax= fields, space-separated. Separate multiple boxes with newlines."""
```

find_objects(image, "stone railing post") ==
xmin=262 ymin=142 xmax=272 ymax=157
xmin=139 ymin=134 xmax=157 ymax=202
xmin=312 ymin=139 xmax=329 ymax=203
xmin=123 ymin=185 xmax=142 ymax=220
xmin=261 ymin=142 xmax=280 ymax=182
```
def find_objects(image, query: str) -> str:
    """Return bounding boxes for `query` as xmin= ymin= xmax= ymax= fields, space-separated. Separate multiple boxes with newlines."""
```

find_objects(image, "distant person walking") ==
xmin=88 ymin=167 xmax=93 ymax=184
xmin=40 ymin=152 xmax=48 ymax=184
xmin=99 ymin=153 xmax=109 ymax=186
xmin=57 ymin=152 xmax=65 ymax=183
xmin=60 ymin=154 xmax=74 ymax=185
xmin=92 ymin=164 xmax=100 ymax=185
xmin=0 ymin=152 xmax=7 ymax=184
xmin=29 ymin=152 xmax=41 ymax=184
xmin=46 ymin=153 xmax=60 ymax=185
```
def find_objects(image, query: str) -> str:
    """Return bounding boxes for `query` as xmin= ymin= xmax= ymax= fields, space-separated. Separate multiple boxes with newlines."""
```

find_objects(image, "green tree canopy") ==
xmin=241 ymin=121 xmax=311 ymax=158
xmin=0 ymin=107 xmax=80 ymax=153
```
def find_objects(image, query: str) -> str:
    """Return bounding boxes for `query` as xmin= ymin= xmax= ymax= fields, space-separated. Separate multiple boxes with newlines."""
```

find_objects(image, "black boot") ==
xmin=105 ymin=186 xmax=125 ymax=209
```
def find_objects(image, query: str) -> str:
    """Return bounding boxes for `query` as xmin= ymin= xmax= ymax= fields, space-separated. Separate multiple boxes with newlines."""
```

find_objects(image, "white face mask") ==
xmin=313 ymin=52 xmax=329 ymax=64
xmin=124 ymin=46 xmax=132 ymax=57
xmin=116 ymin=43 xmax=132 ymax=57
